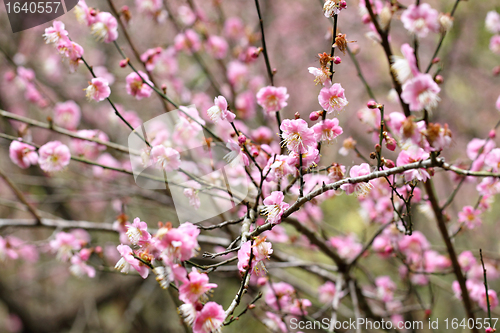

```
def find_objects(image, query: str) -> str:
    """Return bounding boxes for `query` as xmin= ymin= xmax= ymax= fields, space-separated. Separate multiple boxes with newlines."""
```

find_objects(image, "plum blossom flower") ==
xmin=224 ymin=140 xmax=249 ymax=167
xmin=206 ymin=96 xmax=235 ymax=123
xmin=391 ymin=43 xmax=419 ymax=84
xmin=174 ymin=29 xmax=201 ymax=54
xmin=286 ymin=147 xmax=320 ymax=170
xmin=312 ymin=118 xmax=343 ymax=144
xmin=156 ymin=222 xmax=200 ymax=263
xmin=43 ymin=21 xmax=68 ymax=45
xmin=308 ymin=67 xmax=331 ymax=85
xmin=396 ymin=147 xmax=430 ymax=181
xmin=280 ymin=119 xmax=316 ymax=153
xmin=150 ymin=145 xmax=181 ymax=172
xmin=263 ymin=155 xmax=294 ymax=182
xmin=140 ymin=47 xmax=163 ymax=72
xmin=71 ymin=130 xmax=109 ymax=159
xmin=318 ymin=83 xmax=348 ymax=114
xmin=256 ymin=86 xmax=289 ymax=113
xmin=318 ymin=281 xmax=336 ymax=304
xmin=206 ymin=36 xmax=229 ymax=59
xmin=400 ymin=4 xmax=440 ymax=38
xmin=401 ymin=74 xmax=440 ymax=111
xmin=375 ymin=276 xmax=397 ymax=302
xmin=57 ymin=39 xmax=84 ymax=72
xmin=74 ymin=0 xmax=95 ymax=26
xmin=126 ymin=217 xmax=152 ymax=246
xmin=192 ymin=302 xmax=225 ymax=333
xmin=458 ymin=206 xmax=482 ymax=229
xmin=91 ymin=12 xmax=118 ymax=43
xmin=458 ymin=251 xmax=477 ymax=272
xmin=478 ymin=290 xmax=499 ymax=312
xmin=69 ymin=254 xmax=96 ymax=278
xmin=9 ymin=140 xmax=38 ymax=169
xmin=50 ymin=232 xmax=82 ymax=261
xmin=38 ymin=141 xmax=71 ymax=173
xmin=340 ymin=163 xmax=373 ymax=197
xmin=53 ymin=101 xmax=81 ymax=130
xmin=179 ymin=268 xmax=218 ymax=304
xmin=323 ymin=0 xmax=347 ymax=17
xmin=125 ymin=71 xmax=154 ymax=100
xmin=115 ymin=244 xmax=149 ymax=279
xmin=262 ymin=191 xmax=290 ymax=224
xmin=252 ymin=236 xmax=273 ymax=262
xmin=486 ymin=11 xmax=500 ymax=34
xmin=485 ymin=148 xmax=500 ymax=171
xmin=489 ymin=35 xmax=500 ymax=54
xmin=85 ymin=78 xmax=111 ymax=102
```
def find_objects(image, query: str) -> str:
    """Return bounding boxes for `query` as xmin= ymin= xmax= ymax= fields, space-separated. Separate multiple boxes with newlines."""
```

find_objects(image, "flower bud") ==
xmin=385 ymin=159 xmax=395 ymax=168
xmin=490 ymin=130 xmax=496 ymax=139
xmin=238 ymin=135 xmax=247 ymax=145
xmin=493 ymin=66 xmax=500 ymax=76
xmin=439 ymin=13 xmax=453 ymax=33
xmin=250 ymin=146 xmax=259 ymax=157
xmin=119 ymin=58 xmax=129 ymax=68
xmin=367 ymin=100 xmax=378 ymax=109
xmin=375 ymin=144 xmax=381 ymax=153
xmin=432 ymin=57 xmax=440 ymax=64
xmin=333 ymin=56 xmax=342 ymax=64
xmin=294 ymin=112 xmax=301 ymax=119
xmin=385 ymin=137 xmax=397 ymax=151
xmin=434 ymin=75 xmax=443 ymax=84
xmin=370 ymin=152 xmax=377 ymax=159
xmin=309 ymin=111 xmax=321 ymax=121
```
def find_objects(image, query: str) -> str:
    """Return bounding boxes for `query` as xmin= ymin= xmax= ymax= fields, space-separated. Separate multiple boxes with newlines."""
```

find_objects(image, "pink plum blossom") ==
xmin=174 ymin=29 xmax=201 ymax=54
xmin=206 ymin=36 xmax=229 ymax=59
xmin=192 ymin=302 xmax=225 ymax=333
xmin=401 ymin=74 xmax=440 ymax=111
xmin=179 ymin=268 xmax=218 ymax=304
xmin=150 ymin=145 xmax=181 ymax=172
xmin=115 ymin=244 xmax=149 ymax=279
xmin=91 ymin=12 xmax=118 ymax=43
xmin=391 ymin=43 xmax=419 ymax=83
xmin=74 ymin=0 xmax=95 ymax=26
xmin=489 ymin=36 xmax=500 ymax=54
xmin=156 ymin=222 xmax=200 ymax=263
xmin=53 ymin=101 xmax=81 ymax=130
xmin=50 ymin=232 xmax=82 ymax=261
xmin=318 ymin=83 xmax=348 ymax=114
xmin=126 ymin=217 xmax=152 ymax=246
xmin=43 ymin=21 xmax=68 ymax=45
xmin=85 ymin=78 xmax=111 ymax=102
xmin=375 ymin=276 xmax=397 ymax=302
xmin=458 ymin=251 xmax=476 ymax=272
xmin=38 ymin=141 xmax=71 ymax=173
xmin=318 ymin=281 xmax=336 ymax=303
xmin=70 ymin=254 xmax=96 ymax=278
xmin=458 ymin=206 xmax=482 ymax=229
xmin=312 ymin=118 xmax=343 ymax=143
xmin=262 ymin=191 xmax=290 ymax=224
xmin=206 ymin=96 xmax=235 ymax=122
xmin=125 ymin=71 xmax=154 ymax=100
xmin=224 ymin=140 xmax=249 ymax=167
xmin=400 ymin=4 xmax=440 ymax=38
xmin=286 ymin=147 xmax=320 ymax=170
xmin=340 ymin=163 xmax=373 ymax=197
xmin=256 ymin=86 xmax=289 ymax=113
xmin=71 ymin=130 xmax=109 ymax=159
xmin=396 ymin=147 xmax=430 ymax=181
xmin=57 ymin=39 xmax=84 ymax=72
xmin=486 ymin=11 xmax=500 ymax=34
xmin=9 ymin=140 xmax=38 ymax=169
xmin=478 ymin=290 xmax=499 ymax=312
xmin=280 ymin=119 xmax=316 ymax=153
xmin=140 ymin=47 xmax=163 ymax=71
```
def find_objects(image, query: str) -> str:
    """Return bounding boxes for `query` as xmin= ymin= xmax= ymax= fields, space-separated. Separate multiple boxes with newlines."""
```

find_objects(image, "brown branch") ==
xmin=424 ymin=179 xmax=478 ymax=333
xmin=0 ymin=168 xmax=42 ymax=224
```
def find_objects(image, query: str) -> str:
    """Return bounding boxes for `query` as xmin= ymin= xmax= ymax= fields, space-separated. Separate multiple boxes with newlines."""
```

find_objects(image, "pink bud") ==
xmin=238 ymin=135 xmax=247 ymax=145
xmin=121 ymin=5 xmax=129 ymax=11
xmin=79 ymin=248 xmax=92 ymax=261
xmin=119 ymin=59 xmax=129 ymax=68
xmin=385 ymin=159 xmax=395 ymax=168
xmin=432 ymin=57 xmax=440 ymax=64
xmin=309 ymin=111 xmax=320 ymax=121
xmin=489 ymin=130 xmax=496 ymax=139
xmin=339 ymin=0 xmax=347 ymax=9
xmin=95 ymin=246 xmax=103 ymax=254
xmin=361 ymin=14 xmax=371 ymax=24
xmin=434 ymin=75 xmax=443 ymax=84
xmin=493 ymin=66 xmax=500 ymax=76
xmin=367 ymin=100 xmax=378 ymax=109
xmin=4 ymin=71 xmax=15 ymax=82
xmin=385 ymin=137 xmax=396 ymax=151
xmin=485 ymin=328 xmax=495 ymax=333
xmin=333 ymin=56 xmax=341 ymax=64
xmin=250 ymin=146 xmax=259 ymax=157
